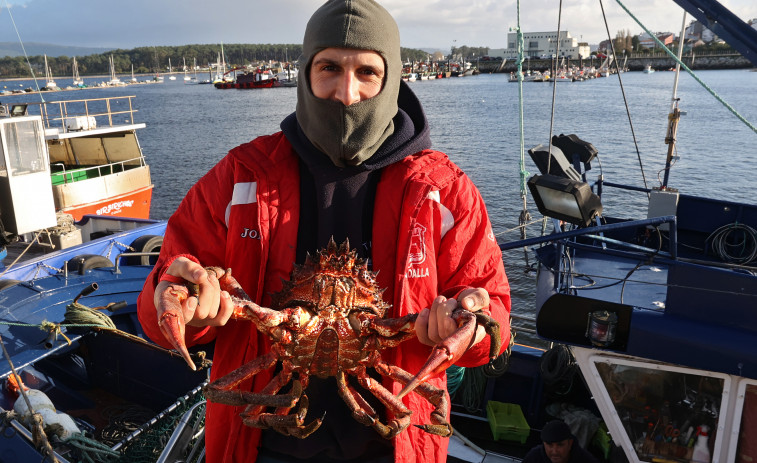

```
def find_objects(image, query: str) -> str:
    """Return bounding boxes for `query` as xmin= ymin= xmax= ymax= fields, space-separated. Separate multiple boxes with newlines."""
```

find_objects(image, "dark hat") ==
xmin=541 ymin=420 xmax=572 ymax=443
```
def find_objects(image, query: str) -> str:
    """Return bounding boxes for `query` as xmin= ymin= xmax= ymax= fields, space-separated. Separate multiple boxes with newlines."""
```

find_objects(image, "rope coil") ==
xmin=708 ymin=223 xmax=757 ymax=265
xmin=540 ymin=344 xmax=578 ymax=396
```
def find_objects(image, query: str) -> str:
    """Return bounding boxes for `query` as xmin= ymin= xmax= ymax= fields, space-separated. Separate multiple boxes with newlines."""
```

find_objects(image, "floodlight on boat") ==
xmin=10 ymin=104 xmax=28 ymax=117
xmin=527 ymin=174 xmax=603 ymax=227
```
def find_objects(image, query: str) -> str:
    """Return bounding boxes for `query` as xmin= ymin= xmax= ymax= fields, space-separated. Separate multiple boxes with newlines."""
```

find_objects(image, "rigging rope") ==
xmin=546 ymin=0 xmax=564 ymax=176
xmin=613 ymin=0 xmax=757 ymax=135
xmin=515 ymin=0 xmax=533 ymax=270
xmin=0 ymin=0 xmax=45 ymax=99
xmin=599 ymin=0 xmax=649 ymax=193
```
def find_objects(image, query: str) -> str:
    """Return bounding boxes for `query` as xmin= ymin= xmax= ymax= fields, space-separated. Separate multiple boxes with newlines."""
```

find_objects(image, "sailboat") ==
xmin=168 ymin=58 xmax=176 ymax=80
xmin=212 ymin=52 xmax=225 ymax=84
xmin=130 ymin=64 xmax=138 ymax=84
xmin=184 ymin=57 xmax=198 ymax=84
xmin=107 ymin=54 xmax=124 ymax=86
xmin=183 ymin=57 xmax=192 ymax=81
xmin=71 ymin=56 xmax=85 ymax=88
xmin=43 ymin=54 xmax=59 ymax=90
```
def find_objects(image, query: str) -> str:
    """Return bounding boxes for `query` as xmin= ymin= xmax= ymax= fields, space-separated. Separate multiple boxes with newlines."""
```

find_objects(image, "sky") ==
xmin=0 ymin=0 xmax=755 ymax=52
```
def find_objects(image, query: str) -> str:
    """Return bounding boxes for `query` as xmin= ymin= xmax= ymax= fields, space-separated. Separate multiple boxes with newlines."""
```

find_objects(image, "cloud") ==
xmin=1 ymin=0 xmax=755 ymax=51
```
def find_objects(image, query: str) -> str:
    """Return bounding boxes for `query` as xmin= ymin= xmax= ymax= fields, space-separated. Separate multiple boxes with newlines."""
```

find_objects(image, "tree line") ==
xmin=0 ymin=44 xmax=444 ymax=78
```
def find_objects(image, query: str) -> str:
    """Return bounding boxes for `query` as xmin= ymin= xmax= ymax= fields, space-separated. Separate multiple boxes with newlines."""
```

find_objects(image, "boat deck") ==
xmin=569 ymin=245 xmax=669 ymax=311
xmin=2 ymin=239 xmax=60 ymax=275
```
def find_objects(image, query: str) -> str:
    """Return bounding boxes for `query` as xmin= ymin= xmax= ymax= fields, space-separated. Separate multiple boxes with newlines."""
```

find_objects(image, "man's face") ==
xmin=309 ymin=47 xmax=385 ymax=106
xmin=544 ymin=438 xmax=573 ymax=463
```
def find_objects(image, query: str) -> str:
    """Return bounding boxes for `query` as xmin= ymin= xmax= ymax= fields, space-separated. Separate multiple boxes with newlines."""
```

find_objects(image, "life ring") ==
xmin=0 ymin=279 xmax=20 ymax=292
xmin=124 ymin=234 xmax=163 ymax=266
xmin=65 ymin=254 xmax=114 ymax=275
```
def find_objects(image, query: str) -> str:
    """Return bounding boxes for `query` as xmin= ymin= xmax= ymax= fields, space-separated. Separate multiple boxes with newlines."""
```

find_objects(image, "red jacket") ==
xmin=138 ymin=132 xmax=511 ymax=463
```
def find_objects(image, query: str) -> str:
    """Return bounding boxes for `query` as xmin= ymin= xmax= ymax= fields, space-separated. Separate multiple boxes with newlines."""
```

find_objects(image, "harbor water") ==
xmin=2 ymin=70 xmax=755 ymax=337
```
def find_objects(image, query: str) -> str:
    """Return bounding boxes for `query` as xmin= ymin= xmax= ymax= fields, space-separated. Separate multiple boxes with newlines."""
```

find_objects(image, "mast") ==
xmin=662 ymin=12 xmax=688 ymax=188
xmin=221 ymin=42 xmax=227 ymax=77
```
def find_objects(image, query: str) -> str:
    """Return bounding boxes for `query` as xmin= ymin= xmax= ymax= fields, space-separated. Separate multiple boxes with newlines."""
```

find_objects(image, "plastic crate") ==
xmin=592 ymin=422 xmax=612 ymax=460
xmin=486 ymin=401 xmax=530 ymax=443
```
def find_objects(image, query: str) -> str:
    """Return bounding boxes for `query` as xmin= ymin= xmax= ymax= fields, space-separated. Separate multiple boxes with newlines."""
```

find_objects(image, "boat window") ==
xmin=2 ymin=119 xmax=46 ymax=175
xmin=734 ymin=381 xmax=757 ymax=461
xmin=593 ymin=358 xmax=726 ymax=462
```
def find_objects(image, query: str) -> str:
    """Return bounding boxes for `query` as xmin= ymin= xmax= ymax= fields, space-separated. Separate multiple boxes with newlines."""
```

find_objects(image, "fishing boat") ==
xmin=0 ymin=96 xmax=155 ymax=277
xmin=214 ymin=67 xmax=281 ymax=89
xmin=0 ymin=237 xmax=207 ymax=463
xmin=493 ymin=0 xmax=757 ymax=462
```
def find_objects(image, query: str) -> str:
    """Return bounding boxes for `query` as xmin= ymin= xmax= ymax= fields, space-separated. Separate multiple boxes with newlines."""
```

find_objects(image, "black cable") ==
xmin=598 ymin=0 xmax=649 ymax=195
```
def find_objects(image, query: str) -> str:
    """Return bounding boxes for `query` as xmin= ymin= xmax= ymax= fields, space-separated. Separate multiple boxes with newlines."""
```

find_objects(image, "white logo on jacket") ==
xmin=407 ymin=223 xmax=430 ymax=279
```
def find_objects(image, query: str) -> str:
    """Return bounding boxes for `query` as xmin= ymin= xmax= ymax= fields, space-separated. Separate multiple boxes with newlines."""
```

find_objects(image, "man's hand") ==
xmin=415 ymin=288 xmax=490 ymax=347
xmin=154 ymin=257 xmax=235 ymax=328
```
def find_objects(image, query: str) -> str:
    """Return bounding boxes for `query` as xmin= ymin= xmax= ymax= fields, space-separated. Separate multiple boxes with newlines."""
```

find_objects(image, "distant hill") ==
xmin=0 ymin=42 xmax=113 ymax=58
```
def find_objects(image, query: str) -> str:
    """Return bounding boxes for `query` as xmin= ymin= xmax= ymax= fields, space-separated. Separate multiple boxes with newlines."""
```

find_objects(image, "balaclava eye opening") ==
xmin=296 ymin=0 xmax=402 ymax=167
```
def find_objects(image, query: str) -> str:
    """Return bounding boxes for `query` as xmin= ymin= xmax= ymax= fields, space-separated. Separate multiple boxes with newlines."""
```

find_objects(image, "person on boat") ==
xmin=137 ymin=1 xmax=511 ymax=462
xmin=522 ymin=420 xmax=600 ymax=463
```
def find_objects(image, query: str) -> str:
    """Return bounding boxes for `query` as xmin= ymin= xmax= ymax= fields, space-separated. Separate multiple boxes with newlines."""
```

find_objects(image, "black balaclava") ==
xmin=296 ymin=0 xmax=402 ymax=167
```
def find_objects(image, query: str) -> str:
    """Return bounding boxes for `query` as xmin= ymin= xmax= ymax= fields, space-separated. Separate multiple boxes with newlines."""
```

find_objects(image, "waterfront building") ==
xmin=686 ymin=20 xmax=717 ymax=43
xmin=639 ymin=31 xmax=675 ymax=49
xmin=497 ymin=31 xmax=590 ymax=60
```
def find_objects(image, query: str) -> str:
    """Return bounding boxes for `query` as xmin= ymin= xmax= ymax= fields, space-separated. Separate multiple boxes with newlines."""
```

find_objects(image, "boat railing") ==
xmin=50 ymin=156 xmax=147 ymax=184
xmin=510 ymin=313 xmax=537 ymax=336
xmin=22 ymin=96 xmax=138 ymax=133
xmin=499 ymin=215 xmax=678 ymax=258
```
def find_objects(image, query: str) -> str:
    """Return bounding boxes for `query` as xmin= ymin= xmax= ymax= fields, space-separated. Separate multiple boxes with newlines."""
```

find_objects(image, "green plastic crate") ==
xmin=486 ymin=401 xmax=530 ymax=444
xmin=592 ymin=422 xmax=611 ymax=460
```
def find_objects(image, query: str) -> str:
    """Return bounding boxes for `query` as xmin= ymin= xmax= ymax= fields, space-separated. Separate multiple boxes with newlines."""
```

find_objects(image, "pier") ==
xmin=478 ymin=51 xmax=753 ymax=73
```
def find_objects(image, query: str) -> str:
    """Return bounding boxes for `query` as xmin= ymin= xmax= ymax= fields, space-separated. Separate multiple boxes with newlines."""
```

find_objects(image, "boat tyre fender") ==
xmin=65 ymin=254 xmax=114 ymax=275
xmin=124 ymin=234 xmax=163 ymax=266
xmin=0 ymin=279 xmax=20 ymax=292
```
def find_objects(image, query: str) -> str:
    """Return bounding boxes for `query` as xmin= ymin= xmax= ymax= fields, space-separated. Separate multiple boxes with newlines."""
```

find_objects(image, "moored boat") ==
xmin=2 ymin=96 xmax=153 ymax=222
xmin=0 ymin=96 xmax=155 ymax=276
xmin=214 ymin=67 xmax=282 ymax=89
xmin=496 ymin=0 xmax=757 ymax=461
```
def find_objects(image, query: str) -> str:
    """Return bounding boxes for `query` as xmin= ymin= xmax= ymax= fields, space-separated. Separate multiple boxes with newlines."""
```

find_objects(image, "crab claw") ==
xmin=398 ymin=310 xmax=480 ymax=399
xmin=157 ymin=283 xmax=197 ymax=371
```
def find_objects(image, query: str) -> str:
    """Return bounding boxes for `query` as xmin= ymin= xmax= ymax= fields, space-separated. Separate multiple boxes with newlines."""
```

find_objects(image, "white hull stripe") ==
xmin=426 ymin=190 xmax=454 ymax=239
xmin=225 ymin=182 xmax=257 ymax=225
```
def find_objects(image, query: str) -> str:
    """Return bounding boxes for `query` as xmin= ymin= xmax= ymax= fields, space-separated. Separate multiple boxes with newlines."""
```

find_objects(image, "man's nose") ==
xmin=334 ymin=72 xmax=360 ymax=106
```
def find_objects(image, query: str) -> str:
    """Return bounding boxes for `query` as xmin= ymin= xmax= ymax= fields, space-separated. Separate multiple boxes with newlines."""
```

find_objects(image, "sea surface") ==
xmin=2 ymin=70 xmax=756 ymax=337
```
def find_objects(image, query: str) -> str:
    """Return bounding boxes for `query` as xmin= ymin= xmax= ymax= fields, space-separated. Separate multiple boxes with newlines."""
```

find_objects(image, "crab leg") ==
xmin=157 ymin=283 xmax=197 ymax=370
xmin=156 ymin=268 xmax=300 ymax=371
xmin=398 ymin=309 xmax=501 ymax=399
xmin=376 ymin=361 xmax=452 ymax=437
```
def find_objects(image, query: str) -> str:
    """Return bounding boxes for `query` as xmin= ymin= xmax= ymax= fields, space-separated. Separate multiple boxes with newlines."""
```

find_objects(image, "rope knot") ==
xmin=40 ymin=321 xmax=72 ymax=348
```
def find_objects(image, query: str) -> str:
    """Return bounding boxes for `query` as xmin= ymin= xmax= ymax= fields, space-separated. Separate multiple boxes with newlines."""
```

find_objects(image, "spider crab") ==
xmin=156 ymin=239 xmax=501 ymax=438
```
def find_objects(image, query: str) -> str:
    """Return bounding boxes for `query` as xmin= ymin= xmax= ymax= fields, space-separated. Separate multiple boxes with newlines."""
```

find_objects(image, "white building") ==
xmin=685 ymin=20 xmax=718 ymax=43
xmin=500 ymin=31 xmax=590 ymax=59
